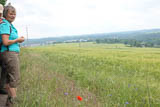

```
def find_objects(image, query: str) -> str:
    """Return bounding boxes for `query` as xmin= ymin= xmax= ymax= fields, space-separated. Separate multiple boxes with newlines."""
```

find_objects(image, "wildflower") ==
xmin=125 ymin=102 xmax=129 ymax=104
xmin=64 ymin=92 xmax=68 ymax=95
xmin=108 ymin=94 xmax=112 ymax=97
xmin=77 ymin=96 xmax=82 ymax=101
xmin=128 ymin=84 xmax=131 ymax=88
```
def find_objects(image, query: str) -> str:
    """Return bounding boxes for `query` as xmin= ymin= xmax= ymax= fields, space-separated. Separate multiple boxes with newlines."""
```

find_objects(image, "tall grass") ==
xmin=17 ymin=43 xmax=160 ymax=106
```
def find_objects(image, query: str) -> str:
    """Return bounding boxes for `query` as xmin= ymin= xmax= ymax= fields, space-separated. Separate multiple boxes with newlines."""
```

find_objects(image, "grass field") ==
xmin=16 ymin=42 xmax=160 ymax=107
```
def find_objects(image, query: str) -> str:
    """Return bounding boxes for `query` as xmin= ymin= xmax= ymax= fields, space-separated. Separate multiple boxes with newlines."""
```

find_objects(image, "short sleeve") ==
xmin=0 ymin=22 xmax=10 ymax=35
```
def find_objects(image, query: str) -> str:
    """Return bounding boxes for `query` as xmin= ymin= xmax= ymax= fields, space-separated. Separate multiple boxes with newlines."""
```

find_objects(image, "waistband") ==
xmin=2 ymin=51 xmax=19 ymax=54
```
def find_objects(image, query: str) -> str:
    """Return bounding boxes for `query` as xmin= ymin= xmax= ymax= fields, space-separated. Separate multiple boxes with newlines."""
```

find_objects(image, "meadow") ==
xmin=16 ymin=42 xmax=160 ymax=107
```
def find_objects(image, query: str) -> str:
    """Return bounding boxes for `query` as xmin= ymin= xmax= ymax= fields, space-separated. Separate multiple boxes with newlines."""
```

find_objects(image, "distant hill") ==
xmin=22 ymin=29 xmax=160 ymax=46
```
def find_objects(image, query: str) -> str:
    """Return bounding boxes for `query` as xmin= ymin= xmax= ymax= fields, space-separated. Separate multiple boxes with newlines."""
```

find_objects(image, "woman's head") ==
xmin=3 ymin=5 xmax=16 ymax=23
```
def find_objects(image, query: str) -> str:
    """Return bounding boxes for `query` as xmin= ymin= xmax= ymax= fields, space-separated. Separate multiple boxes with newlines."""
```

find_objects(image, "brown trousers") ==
xmin=0 ymin=52 xmax=20 ymax=88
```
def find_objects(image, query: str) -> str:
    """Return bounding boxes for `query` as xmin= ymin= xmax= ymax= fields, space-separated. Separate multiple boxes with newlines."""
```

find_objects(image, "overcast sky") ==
xmin=6 ymin=0 xmax=160 ymax=39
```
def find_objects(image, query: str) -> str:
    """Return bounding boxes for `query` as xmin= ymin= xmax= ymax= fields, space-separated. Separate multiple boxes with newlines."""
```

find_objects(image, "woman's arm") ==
xmin=2 ymin=34 xmax=25 ymax=46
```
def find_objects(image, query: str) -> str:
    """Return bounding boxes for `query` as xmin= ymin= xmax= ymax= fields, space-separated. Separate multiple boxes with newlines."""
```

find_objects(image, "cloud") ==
xmin=6 ymin=0 xmax=160 ymax=38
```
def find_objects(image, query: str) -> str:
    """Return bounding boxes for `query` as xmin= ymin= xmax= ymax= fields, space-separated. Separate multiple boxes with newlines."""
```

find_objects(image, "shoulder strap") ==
xmin=9 ymin=25 xmax=12 ymax=34
xmin=0 ymin=43 xmax=2 ymax=51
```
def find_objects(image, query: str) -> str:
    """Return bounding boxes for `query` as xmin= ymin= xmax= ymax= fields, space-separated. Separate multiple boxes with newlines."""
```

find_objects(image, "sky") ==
xmin=6 ymin=0 xmax=160 ymax=39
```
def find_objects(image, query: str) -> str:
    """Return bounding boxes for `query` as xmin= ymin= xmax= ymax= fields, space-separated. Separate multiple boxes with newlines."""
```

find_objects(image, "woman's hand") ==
xmin=17 ymin=36 xmax=25 ymax=43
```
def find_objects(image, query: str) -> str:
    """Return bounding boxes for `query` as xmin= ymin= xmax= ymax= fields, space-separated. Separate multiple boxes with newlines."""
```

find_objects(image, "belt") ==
xmin=2 ymin=51 xmax=19 ymax=54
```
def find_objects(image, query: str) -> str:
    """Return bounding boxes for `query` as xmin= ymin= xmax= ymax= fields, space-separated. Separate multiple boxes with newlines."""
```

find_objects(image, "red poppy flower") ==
xmin=77 ymin=96 xmax=82 ymax=101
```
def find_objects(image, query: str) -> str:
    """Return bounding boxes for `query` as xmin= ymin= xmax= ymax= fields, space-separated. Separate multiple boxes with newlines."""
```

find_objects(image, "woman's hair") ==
xmin=3 ymin=4 xmax=16 ymax=18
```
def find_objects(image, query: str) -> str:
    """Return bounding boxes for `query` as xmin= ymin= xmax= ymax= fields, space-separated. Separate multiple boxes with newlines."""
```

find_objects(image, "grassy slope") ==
xmin=17 ymin=43 xmax=160 ymax=107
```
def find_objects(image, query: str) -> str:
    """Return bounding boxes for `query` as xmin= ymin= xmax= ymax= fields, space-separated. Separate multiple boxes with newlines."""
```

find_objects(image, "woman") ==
xmin=0 ymin=4 xmax=25 ymax=105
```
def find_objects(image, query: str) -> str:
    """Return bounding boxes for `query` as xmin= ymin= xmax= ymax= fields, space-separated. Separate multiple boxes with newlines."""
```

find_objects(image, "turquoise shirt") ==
xmin=0 ymin=19 xmax=20 ymax=52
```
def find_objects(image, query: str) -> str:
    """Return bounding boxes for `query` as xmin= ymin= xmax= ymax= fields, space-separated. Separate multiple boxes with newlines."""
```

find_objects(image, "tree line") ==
xmin=95 ymin=38 xmax=160 ymax=48
xmin=0 ymin=0 xmax=7 ymax=6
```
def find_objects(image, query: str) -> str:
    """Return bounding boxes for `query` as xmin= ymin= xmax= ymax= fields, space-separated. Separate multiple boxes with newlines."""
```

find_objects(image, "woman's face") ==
xmin=6 ymin=9 xmax=16 ymax=23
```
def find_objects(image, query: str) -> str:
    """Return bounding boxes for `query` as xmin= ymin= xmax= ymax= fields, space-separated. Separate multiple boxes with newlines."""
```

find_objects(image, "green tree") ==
xmin=96 ymin=39 xmax=101 ymax=44
xmin=0 ymin=0 xmax=7 ymax=6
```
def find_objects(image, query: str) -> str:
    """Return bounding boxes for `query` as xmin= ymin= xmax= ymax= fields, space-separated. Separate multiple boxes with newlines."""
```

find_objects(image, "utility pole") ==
xmin=26 ymin=26 xmax=29 ymax=46
xmin=79 ymin=39 xmax=81 ymax=48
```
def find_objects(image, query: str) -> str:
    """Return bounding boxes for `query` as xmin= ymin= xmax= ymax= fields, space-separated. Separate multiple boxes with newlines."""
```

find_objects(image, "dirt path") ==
xmin=46 ymin=71 xmax=102 ymax=107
